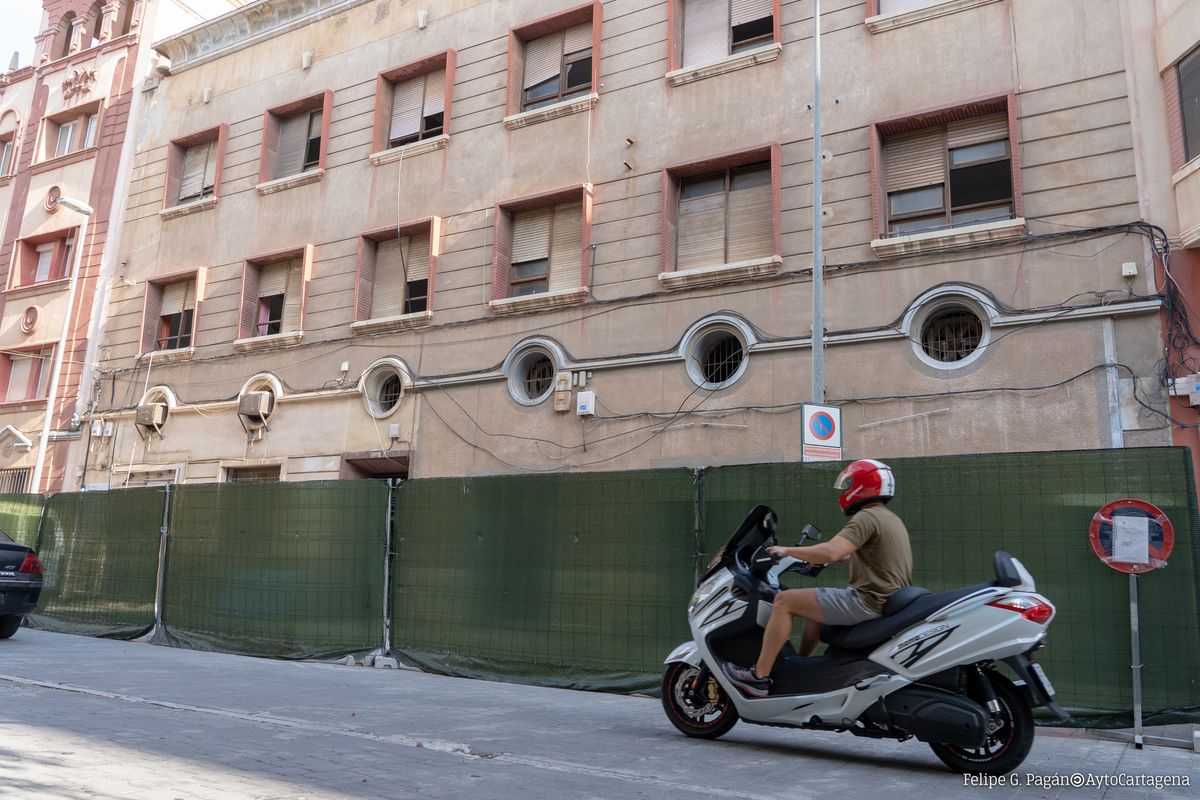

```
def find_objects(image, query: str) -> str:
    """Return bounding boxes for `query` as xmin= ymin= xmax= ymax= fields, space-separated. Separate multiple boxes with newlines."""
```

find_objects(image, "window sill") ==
xmin=488 ymin=286 xmax=589 ymax=314
xmin=659 ymin=256 xmax=782 ymax=290
xmin=233 ymin=331 xmax=304 ymax=352
xmin=160 ymin=195 xmax=217 ymax=220
xmin=30 ymin=147 xmax=99 ymax=174
xmin=0 ymin=175 xmax=11 ymax=187
xmin=5 ymin=277 xmax=71 ymax=299
xmin=503 ymin=93 xmax=598 ymax=131
xmin=870 ymin=217 xmax=1025 ymax=257
xmin=666 ymin=42 xmax=782 ymax=88
xmin=256 ymin=168 xmax=324 ymax=196
xmin=139 ymin=346 xmax=195 ymax=363
xmin=350 ymin=310 xmax=433 ymax=334
xmin=369 ymin=135 xmax=449 ymax=166
xmin=866 ymin=0 xmax=1003 ymax=33
xmin=1172 ymin=155 xmax=1200 ymax=186
xmin=0 ymin=398 xmax=47 ymax=412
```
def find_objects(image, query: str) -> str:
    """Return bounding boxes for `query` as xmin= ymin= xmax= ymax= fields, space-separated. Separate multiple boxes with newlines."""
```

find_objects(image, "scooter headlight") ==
xmin=688 ymin=574 xmax=724 ymax=616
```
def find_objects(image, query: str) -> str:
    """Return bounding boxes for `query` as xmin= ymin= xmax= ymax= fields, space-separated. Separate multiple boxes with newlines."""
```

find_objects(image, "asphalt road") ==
xmin=0 ymin=630 xmax=1194 ymax=799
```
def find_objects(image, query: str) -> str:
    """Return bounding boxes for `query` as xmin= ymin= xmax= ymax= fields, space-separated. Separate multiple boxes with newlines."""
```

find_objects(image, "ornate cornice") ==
xmin=154 ymin=0 xmax=373 ymax=74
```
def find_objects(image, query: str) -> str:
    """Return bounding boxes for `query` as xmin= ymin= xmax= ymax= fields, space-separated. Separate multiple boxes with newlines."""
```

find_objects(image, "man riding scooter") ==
xmin=722 ymin=459 xmax=913 ymax=697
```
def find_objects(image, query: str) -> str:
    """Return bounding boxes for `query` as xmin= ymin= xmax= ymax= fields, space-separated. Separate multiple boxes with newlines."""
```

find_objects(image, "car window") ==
xmin=0 ymin=529 xmax=14 ymax=544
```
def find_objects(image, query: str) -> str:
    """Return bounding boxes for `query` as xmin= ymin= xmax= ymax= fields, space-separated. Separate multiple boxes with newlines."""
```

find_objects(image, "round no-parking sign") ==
xmin=1088 ymin=498 xmax=1174 ymax=574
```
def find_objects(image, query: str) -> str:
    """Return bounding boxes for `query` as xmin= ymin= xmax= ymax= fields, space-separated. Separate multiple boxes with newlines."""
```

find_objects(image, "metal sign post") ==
xmin=1088 ymin=498 xmax=1175 ymax=750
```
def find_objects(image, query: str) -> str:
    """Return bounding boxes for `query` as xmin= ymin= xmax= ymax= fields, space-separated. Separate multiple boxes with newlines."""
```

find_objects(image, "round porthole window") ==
xmin=919 ymin=306 xmax=985 ymax=365
xmin=361 ymin=359 xmax=411 ymax=418
xmin=507 ymin=348 xmax=557 ymax=405
xmin=685 ymin=324 xmax=749 ymax=390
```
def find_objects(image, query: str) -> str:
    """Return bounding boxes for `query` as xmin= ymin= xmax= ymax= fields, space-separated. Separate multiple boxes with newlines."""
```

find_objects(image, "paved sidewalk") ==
xmin=0 ymin=631 xmax=1194 ymax=799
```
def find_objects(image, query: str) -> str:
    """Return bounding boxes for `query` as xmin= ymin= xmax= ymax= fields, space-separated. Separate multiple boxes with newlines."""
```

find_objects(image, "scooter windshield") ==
xmin=700 ymin=504 xmax=776 ymax=581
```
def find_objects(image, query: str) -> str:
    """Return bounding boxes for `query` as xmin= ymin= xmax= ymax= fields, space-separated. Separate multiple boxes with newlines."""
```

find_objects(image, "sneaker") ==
xmin=722 ymin=661 xmax=771 ymax=698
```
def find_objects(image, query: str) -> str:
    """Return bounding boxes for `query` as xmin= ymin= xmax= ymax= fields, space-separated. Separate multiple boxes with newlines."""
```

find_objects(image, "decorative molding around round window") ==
xmin=44 ymin=186 xmax=61 ymax=213
xmin=904 ymin=288 xmax=993 ymax=371
xmin=681 ymin=315 xmax=755 ymax=390
xmin=237 ymin=373 xmax=282 ymax=429
xmin=504 ymin=340 xmax=563 ymax=406
xmin=20 ymin=306 xmax=39 ymax=335
xmin=135 ymin=386 xmax=177 ymax=435
xmin=361 ymin=357 xmax=412 ymax=418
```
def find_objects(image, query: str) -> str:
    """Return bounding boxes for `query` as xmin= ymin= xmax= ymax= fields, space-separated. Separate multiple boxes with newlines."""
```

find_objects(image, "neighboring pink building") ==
xmin=0 ymin=1 xmax=244 ymax=493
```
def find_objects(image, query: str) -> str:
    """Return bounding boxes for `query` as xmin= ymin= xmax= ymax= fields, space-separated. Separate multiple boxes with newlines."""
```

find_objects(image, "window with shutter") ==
xmin=157 ymin=280 xmax=196 ymax=350
xmin=0 ymin=138 xmax=12 ymax=175
xmin=41 ymin=104 xmax=101 ymax=162
xmin=389 ymin=70 xmax=446 ymax=148
xmin=256 ymin=263 xmax=296 ymax=336
xmin=509 ymin=207 xmax=552 ymax=296
xmin=2 ymin=349 xmax=49 ymax=403
xmin=730 ymin=0 xmax=773 ymax=53
xmin=523 ymin=24 xmax=593 ymax=111
xmin=274 ymin=112 xmax=310 ymax=180
xmin=878 ymin=0 xmax=941 ymax=15
xmin=677 ymin=162 xmax=771 ymax=269
xmin=178 ymin=141 xmax=216 ymax=203
xmin=1180 ymin=45 xmax=1200 ymax=162
xmin=682 ymin=0 xmax=728 ymax=67
xmin=883 ymin=112 xmax=1012 ymax=235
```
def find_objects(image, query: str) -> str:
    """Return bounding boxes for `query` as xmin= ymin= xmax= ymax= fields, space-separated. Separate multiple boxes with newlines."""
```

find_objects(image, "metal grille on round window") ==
xmin=377 ymin=374 xmax=403 ymax=413
xmin=701 ymin=333 xmax=744 ymax=385
xmin=921 ymin=308 xmax=983 ymax=363
xmin=523 ymin=355 xmax=554 ymax=400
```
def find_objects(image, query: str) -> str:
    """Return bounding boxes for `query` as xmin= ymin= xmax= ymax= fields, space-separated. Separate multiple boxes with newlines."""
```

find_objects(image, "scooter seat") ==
xmin=882 ymin=586 xmax=929 ymax=615
xmin=820 ymin=582 xmax=992 ymax=652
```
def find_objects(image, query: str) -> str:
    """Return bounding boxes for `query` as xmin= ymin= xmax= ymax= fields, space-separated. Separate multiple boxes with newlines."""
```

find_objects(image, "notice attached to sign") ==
xmin=1112 ymin=515 xmax=1150 ymax=564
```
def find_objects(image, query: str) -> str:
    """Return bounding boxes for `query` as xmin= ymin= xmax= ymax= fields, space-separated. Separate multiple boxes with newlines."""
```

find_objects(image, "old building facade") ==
xmin=66 ymin=0 xmax=1200 ymax=487
xmin=0 ymin=0 xmax=247 ymax=493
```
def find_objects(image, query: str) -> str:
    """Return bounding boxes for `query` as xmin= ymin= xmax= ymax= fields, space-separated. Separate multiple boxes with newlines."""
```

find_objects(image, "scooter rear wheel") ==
xmin=929 ymin=670 xmax=1034 ymax=775
xmin=661 ymin=661 xmax=739 ymax=739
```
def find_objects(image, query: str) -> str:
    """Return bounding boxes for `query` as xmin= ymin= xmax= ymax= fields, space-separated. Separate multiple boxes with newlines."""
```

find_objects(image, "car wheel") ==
xmin=0 ymin=615 xmax=23 ymax=639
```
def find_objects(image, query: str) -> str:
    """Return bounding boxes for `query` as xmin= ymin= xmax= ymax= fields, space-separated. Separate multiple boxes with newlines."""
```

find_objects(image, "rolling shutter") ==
xmin=946 ymin=113 xmax=1007 ymax=148
xmin=141 ymin=283 xmax=164 ymax=353
xmin=525 ymin=33 xmax=563 ymax=89
xmin=884 ymin=127 xmax=946 ymax=193
xmin=389 ymin=76 xmax=424 ymax=143
xmin=727 ymin=167 xmax=773 ymax=262
xmin=563 ymin=23 xmax=592 ymax=56
xmin=281 ymin=260 xmax=304 ymax=332
xmin=179 ymin=141 xmax=215 ymax=200
xmin=677 ymin=180 xmax=727 ymax=269
xmin=372 ymin=238 xmax=407 ymax=317
xmin=683 ymin=0 xmax=728 ymax=68
xmin=259 ymin=264 xmax=289 ymax=297
xmin=160 ymin=281 xmax=193 ymax=317
xmin=731 ymin=0 xmax=772 ymax=25
xmin=548 ymin=202 xmax=583 ymax=292
xmin=423 ymin=70 xmax=446 ymax=121
xmin=511 ymin=207 xmax=553 ymax=263
xmin=274 ymin=113 xmax=308 ymax=179
xmin=407 ymin=231 xmax=431 ymax=282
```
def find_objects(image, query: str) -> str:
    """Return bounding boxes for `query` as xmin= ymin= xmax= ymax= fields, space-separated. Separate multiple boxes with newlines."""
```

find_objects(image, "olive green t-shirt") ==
xmin=835 ymin=503 xmax=913 ymax=613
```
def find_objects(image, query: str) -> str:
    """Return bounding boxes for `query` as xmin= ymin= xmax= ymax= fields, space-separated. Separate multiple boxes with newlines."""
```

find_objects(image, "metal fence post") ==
xmin=151 ymin=483 xmax=171 ymax=640
xmin=383 ymin=478 xmax=396 ymax=655
xmin=692 ymin=467 xmax=705 ymax=582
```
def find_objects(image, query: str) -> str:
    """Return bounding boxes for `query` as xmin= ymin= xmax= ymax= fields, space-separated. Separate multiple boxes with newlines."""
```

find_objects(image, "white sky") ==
xmin=0 ymin=1 xmax=46 ymax=72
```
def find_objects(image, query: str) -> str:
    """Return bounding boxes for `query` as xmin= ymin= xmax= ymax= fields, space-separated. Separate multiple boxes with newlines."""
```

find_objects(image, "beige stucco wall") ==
xmin=77 ymin=0 xmax=1174 ymax=486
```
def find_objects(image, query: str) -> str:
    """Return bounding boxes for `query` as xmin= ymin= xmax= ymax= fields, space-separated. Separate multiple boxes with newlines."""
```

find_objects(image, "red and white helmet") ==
xmin=834 ymin=459 xmax=895 ymax=516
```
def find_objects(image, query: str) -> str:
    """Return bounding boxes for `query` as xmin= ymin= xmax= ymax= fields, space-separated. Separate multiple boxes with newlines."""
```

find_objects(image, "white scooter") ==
xmin=662 ymin=505 xmax=1069 ymax=775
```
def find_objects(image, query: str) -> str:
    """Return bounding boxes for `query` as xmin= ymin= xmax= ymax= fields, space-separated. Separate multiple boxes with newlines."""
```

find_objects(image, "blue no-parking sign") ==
xmin=802 ymin=403 xmax=842 ymax=462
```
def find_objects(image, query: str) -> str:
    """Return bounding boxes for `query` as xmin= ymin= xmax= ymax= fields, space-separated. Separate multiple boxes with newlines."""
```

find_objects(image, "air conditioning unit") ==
xmin=238 ymin=391 xmax=273 ymax=421
xmin=135 ymin=403 xmax=167 ymax=427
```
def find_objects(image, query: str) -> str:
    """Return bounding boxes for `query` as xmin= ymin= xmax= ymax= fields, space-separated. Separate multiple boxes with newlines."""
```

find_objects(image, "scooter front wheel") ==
xmin=661 ymin=661 xmax=739 ymax=739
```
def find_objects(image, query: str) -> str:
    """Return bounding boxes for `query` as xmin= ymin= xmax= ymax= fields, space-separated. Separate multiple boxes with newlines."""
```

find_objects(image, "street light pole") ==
xmin=30 ymin=195 xmax=94 ymax=493
xmin=811 ymin=0 xmax=825 ymax=404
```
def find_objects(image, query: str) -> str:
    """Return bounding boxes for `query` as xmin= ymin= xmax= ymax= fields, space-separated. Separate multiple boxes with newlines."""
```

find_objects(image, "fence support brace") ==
xmin=150 ymin=483 xmax=171 ymax=641
xmin=365 ymin=479 xmax=399 ymax=669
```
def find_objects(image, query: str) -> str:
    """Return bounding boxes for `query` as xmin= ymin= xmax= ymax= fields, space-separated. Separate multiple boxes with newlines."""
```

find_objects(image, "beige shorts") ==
xmin=816 ymin=587 xmax=881 ymax=626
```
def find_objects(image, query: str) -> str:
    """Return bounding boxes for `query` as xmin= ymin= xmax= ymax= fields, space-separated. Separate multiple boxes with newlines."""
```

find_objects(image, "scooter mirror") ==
xmin=801 ymin=523 xmax=823 ymax=542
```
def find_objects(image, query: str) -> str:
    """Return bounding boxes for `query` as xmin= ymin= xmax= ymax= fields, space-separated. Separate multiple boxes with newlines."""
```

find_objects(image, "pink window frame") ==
xmin=490 ymin=185 xmax=594 ymax=301
xmin=237 ymin=245 xmax=315 ymax=339
xmin=258 ymin=91 xmax=334 ymax=184
xmin=162 ymin=124 xmax=229 ymax=208
xmin=354 ymin=216 xmax=442 ymax=321
xmin=505 ymin=1 xmax=603 ymax=118
xmin=139 ymin=267 xmax=208 ymax=355
xmin=666 ymin=0 xmax=782 ymax=73
xmin=371 ymin=51 xmax=457 ymax=154
xmin=869 ymin=93 xmax=1022 ymax=239
xmin=0 ymin=343 xmax=53 ymax=404
xmin=660 ymin=143 xmax=782 ymax=273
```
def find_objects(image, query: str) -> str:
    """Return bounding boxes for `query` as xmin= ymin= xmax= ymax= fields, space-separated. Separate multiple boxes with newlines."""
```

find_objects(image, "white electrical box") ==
xmin=1121 ymin=261 xmax=1138 ymax=278
xmin=1169 ymin=374 xmax=1200 ymax=406
xmin=90 ymin=420 xmax=104 ymax=437
xmin=576 ymin=390 xmax=596 ymax=416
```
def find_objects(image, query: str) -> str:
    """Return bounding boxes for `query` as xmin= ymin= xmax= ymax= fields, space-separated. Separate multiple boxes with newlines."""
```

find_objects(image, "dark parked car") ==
xmin=0 ymin=530 xmax=42 ymax=639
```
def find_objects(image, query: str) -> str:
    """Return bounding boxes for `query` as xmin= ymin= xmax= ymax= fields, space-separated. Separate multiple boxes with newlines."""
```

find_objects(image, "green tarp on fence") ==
xmin=389 ymin=470 xmax=697 ymax=691
xmin=27 ymin=488 xmax=162 ymax=638
xmin=154 ymin=480 xmax=387 ymax=659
